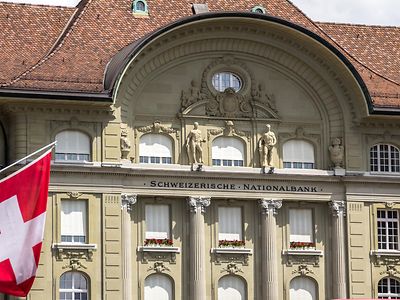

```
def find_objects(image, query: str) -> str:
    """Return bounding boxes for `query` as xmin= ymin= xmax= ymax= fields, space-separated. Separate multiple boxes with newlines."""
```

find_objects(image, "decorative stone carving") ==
xmin=292 ymin=264 xmax=315 ymax=276
xmin=221 ymin=263 xmax=244 ymax=274
xmin=380 ymin=265 xmax=400 ymax=276
xmin=252 ymin=81 xmax=277 ymax=112
xmin=52 ymin=244 xmax=96 ymax=261
xmin=329 ymin=201 xmax=346 ymax=217
xmin=148 ymin=261 xmax=171 ymax=273
xmin=206 ymin=87 xmax=252 ymax=118
xmin=214 ymin=252 xmax=250 ymax=266
xmin=67 ymin=192 xmax=82 ymax=199
xmin=283 ymin=252 xmax=321 ymax=267
xmin=207 ymin=120 xmax=250 ymax=141
xmin=329 ymin=137 xmax=344 ymax=168
xmin=259 ymin=199 xmax=282 ymax=216
xmin=186 ymin=122 xmax=206 ymax=171
xmin=181 ymin=80 xmax=204 ymax=108
xmin=140 ymin=251 xmax=178 ymax=264
xmin=188 ymin=196 xmax=211 ymax=214
xmin=120 ymin=128 xmax=131 ymax=160
xmin=386 ymin=202 xmax=396 ymax=208
xmin=136 ymin=121 xmax=176 ymax=134
xmin=258 ymin=124 xmax=277 ymax=170
xmin=121 ymin=194 xmax=137 ymax=213
xmin=370 ymin=250 xmax=400 ymax=266
xmin=179 ymin=57 xmax=279 ymax=119
xmin=62 ymin=258 xmax=87 ymax=271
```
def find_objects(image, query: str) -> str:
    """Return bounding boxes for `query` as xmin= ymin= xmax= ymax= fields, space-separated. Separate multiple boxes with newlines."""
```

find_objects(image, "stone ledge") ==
xmin=370 ymin=250 xmax=400 ymax=257
xmin=137 ymin=246 xmax=181 ymax=253
xmin=211 ymin=248 xmax=253 ymax=255
xmin=52 ymin=243 xmax=97 ymax=261
xmin=282 ymin=249 xmax=323 ymax=256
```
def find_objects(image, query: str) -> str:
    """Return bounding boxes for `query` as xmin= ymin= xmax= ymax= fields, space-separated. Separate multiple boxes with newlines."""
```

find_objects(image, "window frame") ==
xmin=145 ymin=204 xmax=171 ymax=241
xmin=132 ymin=0 xmax=148 ymax=14
xmin=217 ymin=206 xmax=244 ymax=243
xmin=377 ymin=209 xmax=400 ymax=251
xmin=211 ymin=71 xmax=242 ymax=92
xmin=54 ymin=130 xmax=91 ymax=163
xmin=282 ymin=139 xmax=316 ymax=170
xmin=288 ymin=208 xmax=315 ymax=249
xmin=59 ymin=271 xmax=89 ymax=300
xmin=211 ymin=136 xmax=246 ymax=167
xmin=60 ymin=199 xmax=88 ymax=244
xmin=139 ymin=133 xmax=173 ymax=165
xmin=370 ymin=143 xmax=400 ymax=173
xmin=377 ymin=277 xmax=400 ymax=299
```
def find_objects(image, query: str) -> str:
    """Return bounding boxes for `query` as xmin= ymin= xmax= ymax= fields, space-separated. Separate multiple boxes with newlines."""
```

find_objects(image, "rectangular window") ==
xmin=218 ymin=207 xmax=242 ymax=241
xmin=61 ymin=200 xmax=87 ymax=243
xmin=377 ymin=209 xmax=399 ymax=250
xmin=145 ymin=205 xmax=170 ymax=239
xmin=289 ymin=209 xmax=313 ymax=246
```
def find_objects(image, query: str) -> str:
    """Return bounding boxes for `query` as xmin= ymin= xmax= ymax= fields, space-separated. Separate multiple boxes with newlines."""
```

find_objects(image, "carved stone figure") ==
xmin=181 ymin=80 xmax=202 ymax=109
xmin=329 ymin=138 xmax=344 ymax=168
xmin=258 ymin=124 xmax=277 ymax=169
xmin=252 ymin=82 xmax=277 ymax=112
xmin=186 ymin=122 xmax=206 ymax=170
xmin=120 ymin=128 xmax=131 ymax=160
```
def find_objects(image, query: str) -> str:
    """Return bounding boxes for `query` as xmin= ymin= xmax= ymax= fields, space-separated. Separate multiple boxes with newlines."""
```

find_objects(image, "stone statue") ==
xmin=329 ymin=138 xmax=344 ymax=168
xmin=120 ymin=128 xmax=131 ymax=160
xmin=181 ymin=80 xmax=202 ymax=109
xmin=258 ymin=124 xmax=277 ymax=172
xmin=186 ymin=122 xmax=206 ymax=171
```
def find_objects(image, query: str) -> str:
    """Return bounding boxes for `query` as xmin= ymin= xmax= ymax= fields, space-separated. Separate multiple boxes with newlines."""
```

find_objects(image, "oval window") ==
xmin=212 ymin=72 xmax=242 ymax=92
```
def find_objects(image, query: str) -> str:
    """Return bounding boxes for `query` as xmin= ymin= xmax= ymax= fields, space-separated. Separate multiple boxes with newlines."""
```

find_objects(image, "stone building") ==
xmin=0 ymin=0 xmax=400 ymax=299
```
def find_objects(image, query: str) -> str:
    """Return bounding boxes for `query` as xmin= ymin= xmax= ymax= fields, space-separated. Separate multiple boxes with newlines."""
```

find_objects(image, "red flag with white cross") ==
xmin=0 ymin=150 xmax=51 ymax=297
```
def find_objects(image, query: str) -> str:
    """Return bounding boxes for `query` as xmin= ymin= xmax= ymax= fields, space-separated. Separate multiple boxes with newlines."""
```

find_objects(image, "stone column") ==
xmin=188 ymin=196 xmax=211 ymax=300
xmin=259 ymin=199 xmax=282 ymax=300
xmin=121 ymin=194 xmax=137 ymax=300
xmin=329 ymin=200 xmax=347 ymax=299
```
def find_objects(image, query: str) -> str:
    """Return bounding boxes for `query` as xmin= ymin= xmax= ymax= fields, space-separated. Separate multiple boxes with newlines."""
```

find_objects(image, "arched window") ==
xmin=144 ymin=274 xmax=173 ymax=300
xmin=218 ymin=275 xmax=246 ymax=300
xmin=370 ymin=144 xmax=400 ymax=172
xmin=290 ymin=277 xmax=317 ymax=300
xmin=60 ymin=272 xmax=88 ymax=300
xmin=378 ymin=277 xmax=400 ymax=298
xmin=55 ymin=130 xmax=91 ymax=162
xmin=212 ymin=137 xmax=244 ymax=167
xmin=139 ymin=134 xmax=173 ymax=164
xmin=283 ymin=140 xmax=315 ymax=169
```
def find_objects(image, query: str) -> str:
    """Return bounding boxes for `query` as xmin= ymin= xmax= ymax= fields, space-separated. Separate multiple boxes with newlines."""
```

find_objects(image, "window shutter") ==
xmin=145 ymin=205 xmax=170 ymax=239
xmin=289 ymin=209 xmax=313 ymax=242
xmin=218 ymin=207 xmax=242 ymax=241
xmin=139 ymin=134 xmax=172 ymax=158
xmin=61 ymin=200 xmax=87 ymax=240
xmin=56 ymin=131 xmax=90 ymax=154
xmin=283 ymin=140 xmax=314 ymax=163
xmin=212 ymin=137 xmax=244 ymax=161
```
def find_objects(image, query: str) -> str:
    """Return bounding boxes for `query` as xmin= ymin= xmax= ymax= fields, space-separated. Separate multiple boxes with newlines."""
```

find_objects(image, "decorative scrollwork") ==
xmin=148 ymin=261 xmax=171 ymax=273
xmin=221 ymin=263 xmax=243 ymax=274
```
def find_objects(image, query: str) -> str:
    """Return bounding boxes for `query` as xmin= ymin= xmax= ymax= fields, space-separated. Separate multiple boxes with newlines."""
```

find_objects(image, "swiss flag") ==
xmin=0 ymin=150 xmax=51 ymax=297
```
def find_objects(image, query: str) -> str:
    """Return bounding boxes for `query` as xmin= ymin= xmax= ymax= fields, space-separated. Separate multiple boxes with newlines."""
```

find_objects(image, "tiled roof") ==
xmin=0 ymin=0 xmax=399 ymax=109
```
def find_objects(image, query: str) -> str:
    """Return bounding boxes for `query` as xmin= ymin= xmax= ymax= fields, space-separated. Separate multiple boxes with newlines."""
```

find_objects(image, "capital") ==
xmin=259 ymin=199 xmax=282 ymax=216
xmin=121 ymin=194 xmax=137 ymax=213
xmin=188 ymin=196 xmax=211 ymax=214
xmin=329 ymin=201 xmax=346 ymax=217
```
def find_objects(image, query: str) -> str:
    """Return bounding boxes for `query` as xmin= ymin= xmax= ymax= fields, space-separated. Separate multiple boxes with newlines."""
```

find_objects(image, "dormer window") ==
xmin=132 ymin=0 xmax=148 ymax=14
xmin=251 ymin=5 xmax=266 ymax=14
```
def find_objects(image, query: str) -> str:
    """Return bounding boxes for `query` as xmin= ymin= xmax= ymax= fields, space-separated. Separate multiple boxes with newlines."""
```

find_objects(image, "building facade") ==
xmin=0 ymin=1 xmax=400 ymax=299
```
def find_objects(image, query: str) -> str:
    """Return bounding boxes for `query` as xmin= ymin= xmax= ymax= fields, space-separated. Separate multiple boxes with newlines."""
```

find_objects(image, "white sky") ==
xmin=1 ymin=0 xmax=399 ymax=26
xmin=291 ymin=0 xmax=400 ymax=26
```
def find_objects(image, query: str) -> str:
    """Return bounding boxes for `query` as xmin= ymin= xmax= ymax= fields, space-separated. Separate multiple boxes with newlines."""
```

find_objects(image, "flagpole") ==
xmin=0 ymin=141 xmax=56 ymax=174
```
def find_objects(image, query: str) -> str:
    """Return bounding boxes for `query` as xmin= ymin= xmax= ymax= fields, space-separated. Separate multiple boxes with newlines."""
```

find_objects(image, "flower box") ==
xmin=290 ymin=241 xmax=316 ymax=249
xmin=144 ymin=238 xmax=173 ymax=247
xmin=218 ymin=240 xmax=245 ymax=248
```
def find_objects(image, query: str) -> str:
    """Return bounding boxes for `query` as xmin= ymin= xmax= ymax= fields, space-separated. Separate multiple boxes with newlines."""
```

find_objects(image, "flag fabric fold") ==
xmin=0 ymin=150 xmax=51 ymax=297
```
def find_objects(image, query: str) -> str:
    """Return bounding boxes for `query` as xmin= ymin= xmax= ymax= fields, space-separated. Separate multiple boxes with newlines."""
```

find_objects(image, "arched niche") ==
xmin=109 ymin=14 xmax=371 ymax=169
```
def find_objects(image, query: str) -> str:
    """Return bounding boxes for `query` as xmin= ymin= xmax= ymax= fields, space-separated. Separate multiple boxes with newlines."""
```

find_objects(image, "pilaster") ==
xmin=121 ymin=194 xmax=137 ymax=300
xmin=259 ymin=199 xmax=282 ymax=300
xmin=329 ymin=200 xmax=347 ymax=299
xmin=188 ymin=196 xmax=211 ymax=300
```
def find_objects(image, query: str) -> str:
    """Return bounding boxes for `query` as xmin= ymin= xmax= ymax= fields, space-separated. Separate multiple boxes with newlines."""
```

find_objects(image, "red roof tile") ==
xmin=0 ymin=0 xmax=399 ymax=109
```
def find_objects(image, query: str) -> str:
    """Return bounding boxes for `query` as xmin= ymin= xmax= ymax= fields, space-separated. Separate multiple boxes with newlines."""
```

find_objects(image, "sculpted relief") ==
xmin=180 ymin=57 xmax=279 ymax=119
